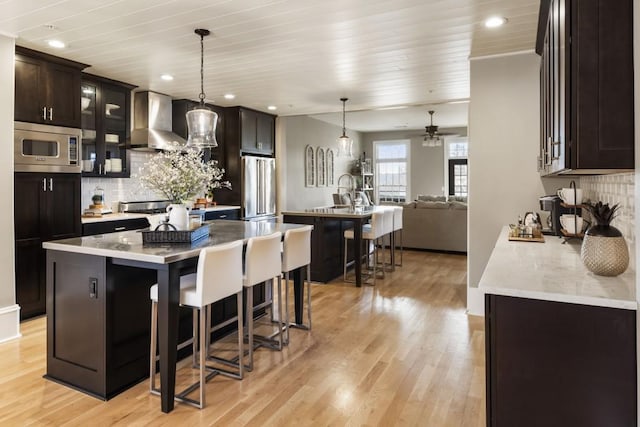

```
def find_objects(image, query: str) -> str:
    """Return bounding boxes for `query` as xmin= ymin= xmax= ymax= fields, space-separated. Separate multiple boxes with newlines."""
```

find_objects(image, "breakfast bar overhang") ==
xmin=43 ymin=220 xmax=312 ymax=413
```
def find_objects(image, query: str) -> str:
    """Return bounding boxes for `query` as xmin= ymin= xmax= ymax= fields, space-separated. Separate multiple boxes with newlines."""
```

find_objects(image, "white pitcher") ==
xmin=166 ymin=203 xmax=190 ymax=230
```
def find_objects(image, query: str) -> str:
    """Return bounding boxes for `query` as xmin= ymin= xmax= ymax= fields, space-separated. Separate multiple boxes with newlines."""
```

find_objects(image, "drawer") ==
xmin=82 ymin=218 xmax=150 ymax=236
xmin=204 ymin=209 xmax=239 ymax=221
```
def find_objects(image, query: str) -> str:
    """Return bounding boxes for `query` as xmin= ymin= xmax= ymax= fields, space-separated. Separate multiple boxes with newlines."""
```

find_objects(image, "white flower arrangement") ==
xmin=137 ymin=146 xmax=230 ymax=204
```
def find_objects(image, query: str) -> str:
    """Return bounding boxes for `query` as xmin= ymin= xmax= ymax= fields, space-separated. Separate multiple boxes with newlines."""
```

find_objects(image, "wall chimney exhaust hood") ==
xmin=130 ymin=91 xmax=186 ymax=150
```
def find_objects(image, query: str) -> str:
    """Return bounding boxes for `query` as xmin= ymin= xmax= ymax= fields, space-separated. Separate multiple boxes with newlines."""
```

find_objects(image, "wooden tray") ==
xmin=508 ymin=235 xmax=545 ymax=243
xmin=141 ymin=225 xmax=209 ymax=244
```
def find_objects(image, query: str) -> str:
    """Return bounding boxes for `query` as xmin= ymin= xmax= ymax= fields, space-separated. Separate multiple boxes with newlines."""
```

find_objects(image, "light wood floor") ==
xmin=0 ymin=250 xmax=485 ymax=426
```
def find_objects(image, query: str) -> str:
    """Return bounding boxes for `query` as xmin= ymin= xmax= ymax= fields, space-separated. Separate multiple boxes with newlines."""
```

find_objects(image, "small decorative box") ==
xmin=141 ymin=224 xmax=210 ymax=244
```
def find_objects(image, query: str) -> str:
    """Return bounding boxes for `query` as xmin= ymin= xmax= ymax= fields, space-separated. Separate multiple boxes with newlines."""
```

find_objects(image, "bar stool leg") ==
xmin=149 ymin=300 xmax=157 ymax=392
xmin=236 ymin=290 xmax=244 ymax=379
xmin=306 ymin=264 xmax=312 ymax=330
xmin=246 ymin=287 xmax=254 ymax=372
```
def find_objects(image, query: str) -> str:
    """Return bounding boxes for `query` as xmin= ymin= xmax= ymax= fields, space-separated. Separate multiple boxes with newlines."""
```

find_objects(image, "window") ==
xmin=374 ymin=140 xmax=409 ymax=203
xmin=447 ymin=139 xmax=468 ymax=196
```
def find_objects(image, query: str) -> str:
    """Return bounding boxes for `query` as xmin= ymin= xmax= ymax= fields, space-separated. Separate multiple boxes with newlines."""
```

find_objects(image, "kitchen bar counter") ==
xmin=282 ymin=206 xmax=387 ymax=286
xmin=481 ymin=226 xmax=637 ymax=426
xmin=478 ymin=226 xmax=636 ymax=310
xmin=44 ymin=220 xmax=311 ymax=413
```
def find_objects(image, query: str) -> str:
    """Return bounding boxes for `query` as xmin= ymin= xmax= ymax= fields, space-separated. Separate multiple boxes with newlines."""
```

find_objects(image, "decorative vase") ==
xmin=166 ymin=203 xmax=190 ymax=230
xmin=580 ymin=225 xmax=629 ymax=276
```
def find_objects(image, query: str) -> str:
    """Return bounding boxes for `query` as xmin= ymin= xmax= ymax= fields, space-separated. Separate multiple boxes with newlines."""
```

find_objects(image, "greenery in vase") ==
xmin=137 ymin=145 xmax=231 ymax=204
xmin=583 ymin=201 xmax=619 ymax=226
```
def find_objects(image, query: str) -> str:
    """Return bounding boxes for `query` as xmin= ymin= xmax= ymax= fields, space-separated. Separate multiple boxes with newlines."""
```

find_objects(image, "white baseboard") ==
xmin=0 ymin=304 xmax=21 ymax=344
xmin=466 ymin=286 xmax=485 ymax=316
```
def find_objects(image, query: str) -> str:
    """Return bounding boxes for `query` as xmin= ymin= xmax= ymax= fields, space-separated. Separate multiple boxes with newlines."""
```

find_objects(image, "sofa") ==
xmin=382 ymin=197 xmax=467 ymax=253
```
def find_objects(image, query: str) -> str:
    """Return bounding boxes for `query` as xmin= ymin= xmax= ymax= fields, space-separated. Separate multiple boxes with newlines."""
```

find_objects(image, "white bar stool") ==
xmin=343 ymin=211 xmax=386 ymax=284
xmin=379 ymin=207 xmax=395 ymax=271
xmin=149 ymin=240 xmax=244 ymax=409
xmin=243 ymin=232 xmax=284 ymax=371
xmin=282 ymin=226 xmax=313 ymax=343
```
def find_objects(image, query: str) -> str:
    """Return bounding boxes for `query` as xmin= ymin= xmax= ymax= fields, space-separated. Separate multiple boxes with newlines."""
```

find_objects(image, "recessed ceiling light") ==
xmin=47 ymin=39 xmax=66 ymax=49
xmin=224 ymin=94 xmax=235 ymax=100
xmin=267 ymin=105 xmax=277 ymax=111
xmin=160 ymin=74 xmax=174 ymax=81
xmin=485 ymin=16 xmax=507 ymax=28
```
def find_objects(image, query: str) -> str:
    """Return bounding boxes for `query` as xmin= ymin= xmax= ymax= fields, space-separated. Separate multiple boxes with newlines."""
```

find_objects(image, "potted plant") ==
xmin=581 ymin=201 xmax=629 ymax=276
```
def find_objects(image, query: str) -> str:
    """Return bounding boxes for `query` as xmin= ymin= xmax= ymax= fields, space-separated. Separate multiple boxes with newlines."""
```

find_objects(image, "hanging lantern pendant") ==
xmin=186 ymin=28 xmax=219 ymax=149
xmin=337 ymin=97 xmax=353 ymax=157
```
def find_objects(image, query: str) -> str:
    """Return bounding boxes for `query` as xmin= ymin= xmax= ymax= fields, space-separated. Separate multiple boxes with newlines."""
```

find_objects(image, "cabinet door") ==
xmin=47 ymin=174 xmax=81 ymax=240
xmin=46 ymin=63 xmax=82 ymax=128
xmin=14 ymin=55 xmax=47 ymax=124
xmin=240 ymin=109 xmax=258 ymax=152
xmin=256 ymin=113 xmax=274 ymax=155
xmin=14 ymin=173 xmax=46 ymax=240
xmin=81 ymin=81 xmax=98 ymax=174
xmin=15 ymin=239 xmax=46 ymax=319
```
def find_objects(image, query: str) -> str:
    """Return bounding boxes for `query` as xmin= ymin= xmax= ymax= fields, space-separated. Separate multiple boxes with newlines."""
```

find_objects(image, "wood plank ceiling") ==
xmin=1 ymin=0 xmax=540 ymax=130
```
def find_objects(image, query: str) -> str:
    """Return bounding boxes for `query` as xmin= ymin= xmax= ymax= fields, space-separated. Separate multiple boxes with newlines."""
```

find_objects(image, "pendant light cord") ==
xmin=199 ymin=32 xmax=205 ymax=106
xmin=340 ymin=97 xmax=348 ymax=137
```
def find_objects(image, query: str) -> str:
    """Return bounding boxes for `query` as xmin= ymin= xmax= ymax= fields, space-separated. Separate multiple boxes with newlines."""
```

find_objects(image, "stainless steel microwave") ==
xmin=14 ymin=121 xmax=81 ymax=173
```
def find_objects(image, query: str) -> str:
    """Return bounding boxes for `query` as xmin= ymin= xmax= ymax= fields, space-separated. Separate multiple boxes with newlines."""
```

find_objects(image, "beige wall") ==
xmin=361 ymin=130 xmax=453 ymax=199
xmin=467 ymin=52 xmax=573 ymax=315
xmin=278 ymin=115 xmax=361 ymax=211
xmin=0 ymin=34 xmax=18 ymax=342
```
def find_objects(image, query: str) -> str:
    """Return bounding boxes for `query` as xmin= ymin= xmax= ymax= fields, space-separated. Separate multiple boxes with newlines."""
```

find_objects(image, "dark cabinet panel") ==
xmin=536 ymin=0 xmax=634 ymax=175
xmin=485 ymin=294 xmax=636 ymax=427
xmin=15 ymin=172 xmax=81 ymax=319
xmin=82 ymin=218 xmax=150 ymax=237
xmin=14 ymin=47 xmax=86 ymax=128
xmin=81 ymin=74 xmax=136 ymax=178
xmin=203 ymin=209 xmax=239 ymax=221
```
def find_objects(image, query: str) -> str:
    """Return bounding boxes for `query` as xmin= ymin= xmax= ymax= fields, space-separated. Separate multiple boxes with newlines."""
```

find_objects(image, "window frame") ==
xmin=372 ymin=139 xmax=410 ymax=203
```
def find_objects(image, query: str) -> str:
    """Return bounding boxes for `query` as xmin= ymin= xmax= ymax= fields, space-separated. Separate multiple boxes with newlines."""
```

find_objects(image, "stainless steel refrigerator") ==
xmin=241 ymin=155 xmax=276 ymax=220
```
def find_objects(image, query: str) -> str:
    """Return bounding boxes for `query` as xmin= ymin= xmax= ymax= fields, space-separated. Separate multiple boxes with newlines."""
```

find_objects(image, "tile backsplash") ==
xmin=580 ymin=172 xmax=635 ymax=268
xmin=81 ymin=151 xmax=164 ymax=211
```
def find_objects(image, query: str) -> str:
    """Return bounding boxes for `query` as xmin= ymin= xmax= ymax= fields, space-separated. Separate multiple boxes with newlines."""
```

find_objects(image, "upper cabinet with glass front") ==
xmin=81 ymin=74 xmax=137 ymax=178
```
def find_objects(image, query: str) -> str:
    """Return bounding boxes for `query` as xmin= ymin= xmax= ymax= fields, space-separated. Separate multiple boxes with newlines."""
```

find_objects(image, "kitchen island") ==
xmin=283 ymin=206 xmax=387 ymax=286
xmin=479 ymin=227 xmax=636 ymax=427
xmin=43 ymin=220 xmax=311 ymax=413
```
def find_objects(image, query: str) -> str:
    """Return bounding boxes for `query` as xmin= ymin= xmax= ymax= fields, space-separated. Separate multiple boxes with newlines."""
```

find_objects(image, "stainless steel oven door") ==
xmin=14 ymin=122 xmax=81 ymax=173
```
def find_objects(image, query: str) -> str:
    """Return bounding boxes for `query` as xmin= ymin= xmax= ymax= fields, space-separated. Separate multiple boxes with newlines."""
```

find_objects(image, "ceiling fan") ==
xmin=421 ymin=110 xmax=455 ymax=147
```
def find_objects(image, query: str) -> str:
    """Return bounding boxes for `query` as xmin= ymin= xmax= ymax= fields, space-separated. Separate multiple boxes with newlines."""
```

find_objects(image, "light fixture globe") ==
xmin=186 ymin=28 xmax=218 ymax=149
xmin=337 ymin=97 xmax=353 ymax=157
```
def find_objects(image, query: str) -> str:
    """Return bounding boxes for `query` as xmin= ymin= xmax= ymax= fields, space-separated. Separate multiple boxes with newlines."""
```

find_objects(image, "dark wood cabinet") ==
xmin=536 ymin=0 xmax=634 ymax=175
xmin=82 ymin=218 xmax=150 ymax=237
xmin=485 ymin=294 xmax=636 ymax=427
xmin=14 ymin=46 xmax=87 ymax=128
xmin=15 ymin=172 xmax=81 ymax=319
xmin=80 ymin=74 xmax=136 ymax=178
xmin=203 ymin=208 xmax=239 ymax=221
xmin=226 ymin=106 xmax=275 ymax=157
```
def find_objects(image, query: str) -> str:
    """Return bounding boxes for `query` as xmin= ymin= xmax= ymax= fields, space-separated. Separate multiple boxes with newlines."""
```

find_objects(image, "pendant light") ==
xmin=337 ymin=97 xmax=353 ymax=157
xmin=186 ymin=28 xmax=218 ymax=149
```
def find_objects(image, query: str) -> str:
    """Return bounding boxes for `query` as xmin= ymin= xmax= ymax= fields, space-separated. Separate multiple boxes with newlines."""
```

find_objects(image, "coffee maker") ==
xmin=539 ymin=195 xmax=574 ymax=235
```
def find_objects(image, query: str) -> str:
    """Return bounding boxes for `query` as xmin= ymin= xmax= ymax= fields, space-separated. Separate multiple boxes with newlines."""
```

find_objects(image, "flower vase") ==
xmin=580 ymin=225 xmax=629 ymax=276
xmin=166 ymin=203 xmax=190 ymax=230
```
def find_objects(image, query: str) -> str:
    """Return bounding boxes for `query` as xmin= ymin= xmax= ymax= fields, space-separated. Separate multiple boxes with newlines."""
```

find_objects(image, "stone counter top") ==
xmin=45 ymin=219 xmax=311 ymax=264
xmin=282 ymin=205 xmax=387 ymax=219
xmin=478 ymin=227 xmax=636 ymax=310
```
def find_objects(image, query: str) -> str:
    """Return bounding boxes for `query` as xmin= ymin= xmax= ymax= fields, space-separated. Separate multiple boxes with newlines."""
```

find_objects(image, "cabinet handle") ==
xmin=257 ymin=142 xmax=263 ymax=150
xmin=89 ymin=278 xmax=98 ymax=299
xmin=48 ymin=108 xmax=53 ymax=121
xmin=49 ymin=178 xmax=53 ymax=191
xmin=99 ymin=164 xmax=102 ymax=175
xmin=545 ymin=137 xmax=553 ymax=166
xmin=219 ymin=215 xmax=227 ymax=219
xmin=551 ymin=140 xmax=560 ymax=160
xmin=42 ymin=107 xmax=47 ymax=121
xmin=114 ymin=227 xmax=126 ymax=231
xmin=42 ymin=178 xmax=47 ymax=192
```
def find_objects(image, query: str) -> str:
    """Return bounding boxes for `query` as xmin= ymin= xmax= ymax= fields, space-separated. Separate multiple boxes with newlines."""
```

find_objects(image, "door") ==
xmin=261 ymin=158 xmax=276 ymax=216
xmin=47 ymin=174 xmax=82 ymax=240
xmin=243 ymin=156 xmax=258 ymax=218
xmin=240 ymin=109 xmax=258 ymax=152
xmin=14 ymin=55 xmax=47 ymax=124
xmin=47 ymin=62 xmax=82 ymax=128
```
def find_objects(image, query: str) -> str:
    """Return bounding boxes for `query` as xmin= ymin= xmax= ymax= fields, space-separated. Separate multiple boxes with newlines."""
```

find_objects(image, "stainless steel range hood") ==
xmin=130 ymin=91 xmax=187 ymax=150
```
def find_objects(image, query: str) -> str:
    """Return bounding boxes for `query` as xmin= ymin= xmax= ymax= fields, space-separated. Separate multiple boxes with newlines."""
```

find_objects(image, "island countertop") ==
xmin=44 ymin=219 xmax=311 ymax=264
xmin=282 ymin=205 xmax=387 ymax=219
xmin=478 ymin=226 xmax=636 ymax=310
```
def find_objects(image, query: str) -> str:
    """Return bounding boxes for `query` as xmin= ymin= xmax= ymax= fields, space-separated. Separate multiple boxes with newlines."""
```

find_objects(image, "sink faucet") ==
xmin=337 ymin=173 xmax=356 ymax=206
